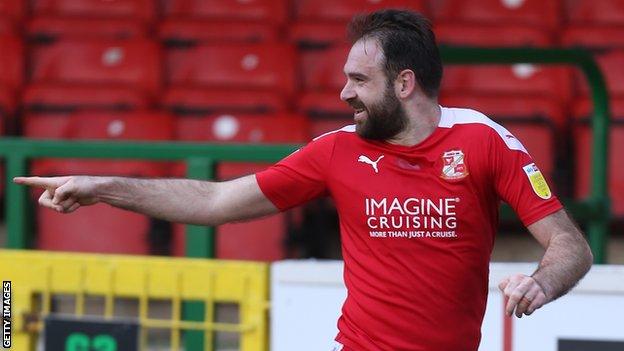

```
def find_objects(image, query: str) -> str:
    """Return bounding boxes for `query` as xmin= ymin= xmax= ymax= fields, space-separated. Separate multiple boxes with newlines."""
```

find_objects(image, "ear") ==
xmin=395 ymin=69 xmax=417 ymax=98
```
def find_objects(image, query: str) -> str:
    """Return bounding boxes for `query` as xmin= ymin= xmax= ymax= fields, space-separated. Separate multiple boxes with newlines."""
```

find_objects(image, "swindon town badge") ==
xmin=523 ymin=163 xmax=552 ymax=199
xmin=440 ymin=150 xmax=469 ymax=180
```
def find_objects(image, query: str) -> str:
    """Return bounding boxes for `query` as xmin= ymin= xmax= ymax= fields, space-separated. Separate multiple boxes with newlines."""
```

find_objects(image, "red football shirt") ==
xmin=256 ymin=107 xmax=562 ymax=351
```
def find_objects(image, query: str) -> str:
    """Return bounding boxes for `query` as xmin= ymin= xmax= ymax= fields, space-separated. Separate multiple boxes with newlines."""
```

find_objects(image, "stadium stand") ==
xmin=562 ymin=26 xmax=624 ymax=49
xmin=573 ymin=98 xmax=624 ymax=217
xmin=25 ymin=111 xmax=175 ymax=254
xmin=29 ymin=39 xmax=161 ymax=99
xmin=172 ymin=113 xmax=309 ymax=260
xmin=293 ymin=0 xmax=428 ymax=22
xmin=434 ymin=23 xmax=553 ymax=47
xmin=164 ymin=89 xmax=287 ymax=115
xmin=574 ymin=50 xmax=624 ymax=98
xmin=166 ymin=43 xmax=297 ymax=97
xmin=23 ymin=85 xmax=149 ymax=111
xmin=159 ymin=19 xmax=279 ymax=45
xmin=31 ymin=0 xmax=157 ymax=22
xmin=441 ymin=65 xmax=574 ymax=105
xmin=0 ymin=16 xmax=15 ymax=35
xmin=430 ymin=0 xmax=562 ymax=30
xmin=27 ymin=17 xmax=148 ymax=40
xmin=0 ymin=0 xmax=26 ymax=21
xmin=163 ymin=0 xmax=288 ymax=24
xmin=565 ymin=0 xmax=624 ymax=25
xmin=290 ymin=0 xmax=427 ymax=46
xmin=0 ymin=35 xmax=24 ymax=91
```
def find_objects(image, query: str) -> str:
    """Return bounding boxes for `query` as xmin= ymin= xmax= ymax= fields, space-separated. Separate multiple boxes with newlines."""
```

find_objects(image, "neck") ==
xmin=386 ymin=99 xmax=441 ymax=147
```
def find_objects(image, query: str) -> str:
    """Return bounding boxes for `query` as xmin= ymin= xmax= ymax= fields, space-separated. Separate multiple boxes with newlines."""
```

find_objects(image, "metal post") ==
xmin=184 ymin=157 xmax=216 ymax=351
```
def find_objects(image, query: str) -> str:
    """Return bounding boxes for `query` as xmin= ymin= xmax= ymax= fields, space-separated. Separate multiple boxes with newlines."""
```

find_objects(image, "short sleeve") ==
xmin=490 ymin=130 xmax=563 ymax=226
xmin=255 ymin=133 xmax=336 ymax=211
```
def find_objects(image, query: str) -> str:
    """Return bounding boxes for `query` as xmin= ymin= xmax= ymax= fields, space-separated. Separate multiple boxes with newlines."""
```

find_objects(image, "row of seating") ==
xmin=2 ymin=0 xmax=623 ymax=26
xmin=1 ymin=37 xmax=623 ymax=115
xmin=24 ymin=111 xmax=308 ymax=259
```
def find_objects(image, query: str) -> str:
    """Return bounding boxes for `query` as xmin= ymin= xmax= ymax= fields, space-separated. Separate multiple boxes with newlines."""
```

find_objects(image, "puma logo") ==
xmin=358 ymin=154 xmax=385 ymax=174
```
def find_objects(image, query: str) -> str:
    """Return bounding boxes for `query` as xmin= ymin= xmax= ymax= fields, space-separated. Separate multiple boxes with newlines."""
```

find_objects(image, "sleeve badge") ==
xmin=522 ymin=163 xmax=552 ymax=200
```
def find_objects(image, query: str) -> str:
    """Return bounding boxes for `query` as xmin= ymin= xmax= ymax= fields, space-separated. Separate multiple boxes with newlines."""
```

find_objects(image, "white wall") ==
xmin=271 ymin=261 xmax=624 ymax=351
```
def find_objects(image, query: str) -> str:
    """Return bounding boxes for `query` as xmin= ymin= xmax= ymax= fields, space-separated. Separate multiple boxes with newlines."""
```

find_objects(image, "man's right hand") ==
xmin=13 ymin=176 xmax=103 ymax=213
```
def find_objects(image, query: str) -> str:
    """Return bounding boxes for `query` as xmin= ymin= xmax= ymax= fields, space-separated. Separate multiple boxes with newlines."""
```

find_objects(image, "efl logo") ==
xmin=2 ymin=281 xmax=10 ymax=349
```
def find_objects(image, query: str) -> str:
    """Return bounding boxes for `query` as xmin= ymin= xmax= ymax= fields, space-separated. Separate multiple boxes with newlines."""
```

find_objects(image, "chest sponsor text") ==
xmin=365 ymin=197 xmax=459 ymax=239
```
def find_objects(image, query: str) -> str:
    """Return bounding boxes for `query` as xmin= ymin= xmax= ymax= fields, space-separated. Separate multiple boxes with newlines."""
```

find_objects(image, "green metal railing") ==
xmin=0 ymin=47 xmax=611 ymax=262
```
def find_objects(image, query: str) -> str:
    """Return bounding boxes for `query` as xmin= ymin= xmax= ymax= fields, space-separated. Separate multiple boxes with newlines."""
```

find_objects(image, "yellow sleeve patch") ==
xmin=523 ymin=163 xmax=552 ymax=200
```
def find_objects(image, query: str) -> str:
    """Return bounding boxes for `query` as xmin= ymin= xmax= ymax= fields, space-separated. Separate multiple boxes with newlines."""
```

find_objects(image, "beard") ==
xmin=350 ymin=85 xmax=408 ymax=141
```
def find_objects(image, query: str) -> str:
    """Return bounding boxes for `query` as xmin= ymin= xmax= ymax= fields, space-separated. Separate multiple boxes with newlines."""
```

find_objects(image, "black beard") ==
xmin=354 ymin=85 xmax=407 ymax=141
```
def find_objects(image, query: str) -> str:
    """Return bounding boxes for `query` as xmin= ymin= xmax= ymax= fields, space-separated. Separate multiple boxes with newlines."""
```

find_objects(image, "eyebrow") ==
xmin=345 ymin=72 xmax=369 ymax=80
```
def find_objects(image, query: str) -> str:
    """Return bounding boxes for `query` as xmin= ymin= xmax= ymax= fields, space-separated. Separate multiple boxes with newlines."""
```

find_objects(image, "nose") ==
xmin=340 ymin=80 xmax=356 ymax=102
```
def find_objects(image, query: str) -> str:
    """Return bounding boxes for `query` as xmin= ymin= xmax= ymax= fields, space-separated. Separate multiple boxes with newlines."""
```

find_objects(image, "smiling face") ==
xmin=340 ymin=38 xmax=408 ymax=140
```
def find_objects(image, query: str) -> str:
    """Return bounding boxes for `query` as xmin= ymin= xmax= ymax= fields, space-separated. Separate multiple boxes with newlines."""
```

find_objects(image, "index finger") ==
xmin=13 ymin=176 xmax=70 ymax=189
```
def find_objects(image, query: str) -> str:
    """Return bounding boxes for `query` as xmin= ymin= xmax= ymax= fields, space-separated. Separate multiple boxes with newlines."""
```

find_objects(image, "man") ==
xmin=15 ymin=10 xmax=592 ymax=351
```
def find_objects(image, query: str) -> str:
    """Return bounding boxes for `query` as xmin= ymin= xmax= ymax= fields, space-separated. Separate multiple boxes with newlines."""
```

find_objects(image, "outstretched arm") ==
xmin=498 ymin=209 xmax=593 ymax=318
xmin=13 ymin=175 xmax=279 ymax=226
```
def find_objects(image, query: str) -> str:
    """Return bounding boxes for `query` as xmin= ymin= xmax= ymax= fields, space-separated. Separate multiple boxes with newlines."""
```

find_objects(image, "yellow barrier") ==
xmin=0 ymin=249 xmax=269 ymax=351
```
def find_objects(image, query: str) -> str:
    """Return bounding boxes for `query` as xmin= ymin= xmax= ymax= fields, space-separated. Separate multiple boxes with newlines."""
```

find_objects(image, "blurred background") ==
xmin=0 ymin=1 xmax=623 ymax=262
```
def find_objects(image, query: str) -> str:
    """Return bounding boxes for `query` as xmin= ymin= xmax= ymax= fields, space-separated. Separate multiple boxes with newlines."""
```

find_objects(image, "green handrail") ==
xmin=0 ymin=47 xmax=611 ymax=263
xmin=0 ymin=140 xmax=299 ymax=255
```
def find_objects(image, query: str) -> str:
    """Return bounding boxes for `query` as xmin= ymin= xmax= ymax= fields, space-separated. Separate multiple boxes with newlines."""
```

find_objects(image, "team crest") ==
xmin=440 ymin=150 xmax=469 ymax=180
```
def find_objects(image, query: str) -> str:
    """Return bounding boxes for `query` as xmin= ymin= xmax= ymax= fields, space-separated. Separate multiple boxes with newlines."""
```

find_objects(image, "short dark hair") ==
xmin=347 ymin=9 xmax=443 ymax=98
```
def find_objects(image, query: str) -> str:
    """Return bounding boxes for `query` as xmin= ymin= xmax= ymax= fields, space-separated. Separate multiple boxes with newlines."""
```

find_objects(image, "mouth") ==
xmin=353 ymin=107 xmax=366 ymax=121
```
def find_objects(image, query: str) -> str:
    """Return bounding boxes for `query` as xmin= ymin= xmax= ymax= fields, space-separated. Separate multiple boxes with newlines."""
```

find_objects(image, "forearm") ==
xmin=531 ymin=230 xmax=593 ymax=301
xmin=96 ymin=177 xmax=223 ymax=225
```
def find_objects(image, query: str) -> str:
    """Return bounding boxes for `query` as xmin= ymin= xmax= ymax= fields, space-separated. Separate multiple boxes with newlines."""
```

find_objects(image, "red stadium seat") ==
xmin=166 ymin=43 xmax=297 ymax=98
xmin=32 ymin=0 xmax=156 ymax=21
xmin=441 ymin=65 xmax=574 ymax=103
xmin=30 ymin=39 xmax=161 ymax=98
xmin=561 ymin=26 xmax=624 ymax=49
xmin=440 ymin=95 xmax=560 ymax=186
xmin=173 ymin=113 xmax=308 ymax=260
xmin=164 ymin=89 xmax=287 ymax=115
xmin=28 ymin=17 xmax=148 ymax=40
xmin=23 ymin=85 xmax=149 ymax=110
xmin=23 ymin=112 xmax=72 ymax=139
xmin=159 ymin=19 xmax=278 ymax=44
xmin=573 ymin=98 xmax=624 ymax=216
xmin=565 ymin=0 xmax=624 ymax=25
xmin=575 ymin=50 xmax=624 ymax=98
xmin=163 ymin=0 xmax=288 ymax=24
xmin=0 ymin=0 xmax=26 ymax=21
xmin=434 ymin=24 xmax=553 ymax=47
xmin=36 ymin=203 xmax=152 ymax=254
xmin=0 ymin=35 xmax=24 ymax=91
xmin=300 ymin=45 xmax=350 ymax=91
xmin=294 ymin=0 xmax=428 ymax=21
xmin=430 ymin=0 xmax=562 ymax=30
